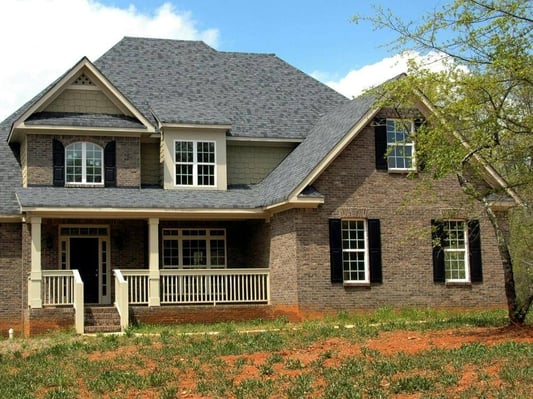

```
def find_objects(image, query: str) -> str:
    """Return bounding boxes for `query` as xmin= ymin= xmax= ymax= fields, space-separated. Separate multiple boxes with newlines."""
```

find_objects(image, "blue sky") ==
xmin=0 ymin=0 xmax=447 ymax=120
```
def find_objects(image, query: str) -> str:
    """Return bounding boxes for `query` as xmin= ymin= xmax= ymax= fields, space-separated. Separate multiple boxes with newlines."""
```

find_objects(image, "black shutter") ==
xmin=329 ymin=218 xmax=343 ymax=283
xmin=414 ymin=118 xmax=426 ymax=171
xmin=52 ymin=139 xmax=65 ymax=187
xmin=431 ymin=220 xmax=445 ymax=282
xmin=368 ymin=219 xmax=382 ymax=283
xmin=104 ymin=141 xmax=116 ymax=187
xmin=468 ymin=220 xmax=483 ymax=282
xmin=374 ymin=121 xmax=388 ymax=170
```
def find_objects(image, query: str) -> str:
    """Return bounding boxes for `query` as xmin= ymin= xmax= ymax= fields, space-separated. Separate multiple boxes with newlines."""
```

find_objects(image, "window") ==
xmin=432 ymin=219 xmax=482 ymax=283
xmin=341 ymin=220 xmax=369 ymax=283
xmin=386 ymin=119 xmax=415 ymax=171
xmin=175 ymin=141 xmax=215 ymax=186
xmin=162 ymin=228 xmax=226 ymax=268
xmin=65 ymin=142 xmax=103 ymax=184
xmin=443 ymin=221 xmax=469 ymax=281
xmin=329 ymin=219 xmax=382 ymax=284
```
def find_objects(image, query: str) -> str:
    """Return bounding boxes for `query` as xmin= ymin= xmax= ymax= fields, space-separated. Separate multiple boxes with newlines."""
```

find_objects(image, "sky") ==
xmin=0 ymin=0 xmax=449 ymax=121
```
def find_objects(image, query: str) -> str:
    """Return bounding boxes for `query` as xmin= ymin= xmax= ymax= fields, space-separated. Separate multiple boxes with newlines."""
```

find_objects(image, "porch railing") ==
xmin=41 ymin=270 xmax=84 ymax=333
xmin=117 ymin=268 xmax=270 ymax=305
xmin=114 ymin=269 xmax=129 ymax=332
xmin=42 ymin=270 xmax=76 ymax=305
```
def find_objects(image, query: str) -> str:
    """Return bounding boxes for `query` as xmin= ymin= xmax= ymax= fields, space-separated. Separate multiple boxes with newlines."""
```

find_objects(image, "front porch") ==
xmin=39 ymin=267 xmax=270 ymax=333
xmin=26 ymin=216 xmax=273 ymax=334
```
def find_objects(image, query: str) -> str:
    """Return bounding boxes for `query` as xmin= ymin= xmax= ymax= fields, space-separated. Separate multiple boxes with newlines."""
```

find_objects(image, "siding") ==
xmin=227 ymin=143 xmax=295 ymax=185
xmin=141 ymin=142 xmax=161 ymax=186
xmin=44 ymin=88 xmax=123 ymax=115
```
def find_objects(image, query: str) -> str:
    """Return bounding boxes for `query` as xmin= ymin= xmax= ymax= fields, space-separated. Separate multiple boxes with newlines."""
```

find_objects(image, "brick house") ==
xmin=0 ymin=37 xmax=517 ymax=335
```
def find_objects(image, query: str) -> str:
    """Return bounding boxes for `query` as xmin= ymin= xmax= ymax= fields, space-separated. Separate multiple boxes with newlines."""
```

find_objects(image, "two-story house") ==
xmin=0 ymin=37 xmax=516 ymax=335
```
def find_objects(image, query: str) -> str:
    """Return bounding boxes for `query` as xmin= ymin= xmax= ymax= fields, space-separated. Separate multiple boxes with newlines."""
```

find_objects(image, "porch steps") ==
xmin=84 ymin=306 xmax=121 ymax=334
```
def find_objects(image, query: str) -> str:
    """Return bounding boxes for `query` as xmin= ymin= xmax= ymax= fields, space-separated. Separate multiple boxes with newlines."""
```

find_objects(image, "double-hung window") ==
xmin=330 ymin=219 xmax=382 ymax=285
xmin=341 ymin=220 xmax=369 ymax=283
xmin=442 ymin=221 xmax=469 ymax=282
xmin=386 ymin=119 xmax=416 ymax=171
xmin=175 ymin=140 xmax=216 ymax=186
xmin=65 ymin=142 xmax=103 ymax=184
xmin=162 ymin=228 xmax=226 ymax=268
xmin=432 ymin=219 xmax=482 ymax=284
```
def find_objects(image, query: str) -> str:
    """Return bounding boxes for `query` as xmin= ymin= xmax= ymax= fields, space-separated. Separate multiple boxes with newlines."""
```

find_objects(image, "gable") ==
xmin=43 ymin=72 xmax=125 ymax=115
xmin=7 ymin=57 xmax=155 ymax=143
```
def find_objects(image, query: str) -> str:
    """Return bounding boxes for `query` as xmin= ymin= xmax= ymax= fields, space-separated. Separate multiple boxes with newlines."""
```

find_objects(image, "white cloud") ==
xmin=320 ymin=50 xmax=454 ymax=99
xmin=0 ymin=0 xmax=219 ymax=120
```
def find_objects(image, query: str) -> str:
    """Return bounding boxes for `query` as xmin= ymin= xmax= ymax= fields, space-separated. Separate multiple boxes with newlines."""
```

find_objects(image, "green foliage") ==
xmin=357 ymin=0 xmax=533 ymax=322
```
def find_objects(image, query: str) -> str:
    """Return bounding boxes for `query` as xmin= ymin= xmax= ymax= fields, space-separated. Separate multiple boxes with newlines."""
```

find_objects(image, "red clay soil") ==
xmin=37 ymin=325 xmax=533 ymax=398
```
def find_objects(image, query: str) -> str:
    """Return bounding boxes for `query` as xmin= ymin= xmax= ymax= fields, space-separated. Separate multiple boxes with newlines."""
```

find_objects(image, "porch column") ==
xmin=148 ymin=218 xmax=160 ymax=306
xmin=29 ymin=217 xmax=42 ymax=308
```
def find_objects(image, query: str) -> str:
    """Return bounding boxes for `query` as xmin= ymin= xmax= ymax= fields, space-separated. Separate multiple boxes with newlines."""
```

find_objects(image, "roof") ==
xmin=0 ymin=37 xmax=354 ymax=215
xmin=25 ymin=112 xmax=145 ymax=129
xmin=15 ymin=93 xmax=381 ymax=213
xmin=95 ymin=37 xmax=348 ymax=138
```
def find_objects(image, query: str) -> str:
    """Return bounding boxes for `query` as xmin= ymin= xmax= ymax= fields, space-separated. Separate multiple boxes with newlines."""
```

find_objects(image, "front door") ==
xmin=70 ymin=237 xmax=100 ymax=303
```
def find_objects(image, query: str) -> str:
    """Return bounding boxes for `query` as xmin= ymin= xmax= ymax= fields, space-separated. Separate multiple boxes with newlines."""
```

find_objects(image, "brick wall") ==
xmin=129 ymin=304 xmax=301 ymax=326
xmin=24 ymin=307 xmax=75 ymax=336
xmin=285 ymin=121 xmax=507 ymax=312
xmin=25 ymin=135 xmax=141 ymax=187
xmin=269 ymin=210 xmax=300 ymax=306
xmin=0 ymin=223 xmax=23 ymax=335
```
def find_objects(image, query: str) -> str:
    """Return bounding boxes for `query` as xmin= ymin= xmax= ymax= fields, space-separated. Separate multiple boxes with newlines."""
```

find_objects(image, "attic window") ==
xmin=72 ymin=73 xmax=95 ymax=86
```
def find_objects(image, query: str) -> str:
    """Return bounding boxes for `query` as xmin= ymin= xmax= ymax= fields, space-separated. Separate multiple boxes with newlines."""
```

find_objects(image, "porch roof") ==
xmin=16 ymin=186 xmax=264 ymax=212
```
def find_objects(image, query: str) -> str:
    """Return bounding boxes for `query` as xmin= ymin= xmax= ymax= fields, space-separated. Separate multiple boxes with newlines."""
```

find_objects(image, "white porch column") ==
xmin=148 ymin=218 xmax=160 ymax=306
xmin=29 ymin=217 xmax=42 ymax=308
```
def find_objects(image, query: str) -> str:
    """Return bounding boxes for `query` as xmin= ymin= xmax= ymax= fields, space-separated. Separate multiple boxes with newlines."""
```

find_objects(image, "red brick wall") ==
xmin=0 ymin=223 xmax=23 ymax=335
xmin=284 ymin=122 xmax=506 ymax=311
xmin=129 ymin=304 xmax=301 ymax=325
xmin=24 ymin=307 xmax=75 ymax=336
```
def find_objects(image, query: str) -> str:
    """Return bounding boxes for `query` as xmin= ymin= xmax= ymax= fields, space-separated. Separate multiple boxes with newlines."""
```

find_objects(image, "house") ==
xmin=0 ymin=37 xmax=516 ymax=336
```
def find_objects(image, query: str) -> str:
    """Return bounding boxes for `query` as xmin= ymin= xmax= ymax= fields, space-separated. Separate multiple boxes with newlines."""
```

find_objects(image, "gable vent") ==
xmin=72 ymin=73 xmax=95 ymax=86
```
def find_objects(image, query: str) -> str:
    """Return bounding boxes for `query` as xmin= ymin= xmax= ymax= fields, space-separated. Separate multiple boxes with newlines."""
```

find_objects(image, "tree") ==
xmin=357 ymin=0 xmax=532 ymax=323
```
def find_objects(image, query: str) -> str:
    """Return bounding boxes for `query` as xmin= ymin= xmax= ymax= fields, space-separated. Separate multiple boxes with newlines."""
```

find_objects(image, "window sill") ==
xmin=65 ymin=183 xmax=104 ymax=188
xmin=343 ymin=282 xmax=371 ymax=288
xmin=445 ymin=281 xmax=472 ymax=287
xmin=387 ymin=168 xmax=417 ymax=174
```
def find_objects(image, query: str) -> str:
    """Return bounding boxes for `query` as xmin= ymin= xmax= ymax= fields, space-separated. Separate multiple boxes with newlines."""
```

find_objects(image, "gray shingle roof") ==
xmin=95 ymin=37 xmax=348 ymax=138
xmin=26 ymin=112 xmax=145 ymax=129
xmin=2 ymin=37 xmax=379 ymax=215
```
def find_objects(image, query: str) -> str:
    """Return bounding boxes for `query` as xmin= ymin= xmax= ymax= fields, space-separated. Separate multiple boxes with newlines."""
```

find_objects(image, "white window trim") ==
xmin=443 ymin=220 xmax=471 ymax=283
xmin=65 ymin=142 xmax=104 ymax=186
xmin=386 ymin=119 xmax=416 ymax=172
xmin=162 ymin=228 xmax=227 ymax=269
xmin=174 ymin=140 xmax=216 ymax=187
xmin=341 ymin=219 xmax=370 ymax=284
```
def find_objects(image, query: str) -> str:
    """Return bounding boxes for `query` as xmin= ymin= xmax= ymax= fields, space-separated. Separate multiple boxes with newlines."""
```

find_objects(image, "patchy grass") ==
xmin=0 ymin=308 xmax=531 ymax=398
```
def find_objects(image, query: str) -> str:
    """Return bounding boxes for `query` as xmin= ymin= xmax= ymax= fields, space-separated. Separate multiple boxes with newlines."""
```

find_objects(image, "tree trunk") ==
xmin=482 ymin=199 xmax=529 ymax=324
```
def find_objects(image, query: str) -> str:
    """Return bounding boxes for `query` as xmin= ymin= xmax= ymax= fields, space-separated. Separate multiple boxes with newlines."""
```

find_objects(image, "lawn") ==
xmin=0 ymin=308 xmax=531 ymax=399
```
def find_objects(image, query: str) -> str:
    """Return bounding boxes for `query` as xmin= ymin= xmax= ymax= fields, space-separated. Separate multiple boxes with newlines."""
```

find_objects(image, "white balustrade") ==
xmin=116 ymin=268 xmax=270 ymax=306
xmin=42 ymin=270 xmax=75 ymax=305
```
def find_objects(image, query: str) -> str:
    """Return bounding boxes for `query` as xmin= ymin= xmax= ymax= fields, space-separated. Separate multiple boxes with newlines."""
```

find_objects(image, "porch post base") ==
xmin=148 ymin=275 xmax=160 ymax=307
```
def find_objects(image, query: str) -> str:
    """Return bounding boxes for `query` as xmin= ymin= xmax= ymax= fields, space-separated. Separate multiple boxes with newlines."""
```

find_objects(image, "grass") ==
xmin=0 ymin=308 xmax=530 ymax=398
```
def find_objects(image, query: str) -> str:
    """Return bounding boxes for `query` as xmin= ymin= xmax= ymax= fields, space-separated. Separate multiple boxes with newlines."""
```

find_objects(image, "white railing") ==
xmin=114 ymin=269 xmax=129 ymax=332
xmin=116 ymin=268 xmax=270 ymax=306
xmin=160 ymin=268 xmax=270 ymax=305
xmin=42 ymin=270 xmax=75 ymax=305
xmin=120 ymin=270 xmax=150 ymax=304
xmin=72 ymin=270 xmax=84 ymax=334
xmin=41 ymin=270 xmax=84 ymax=333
